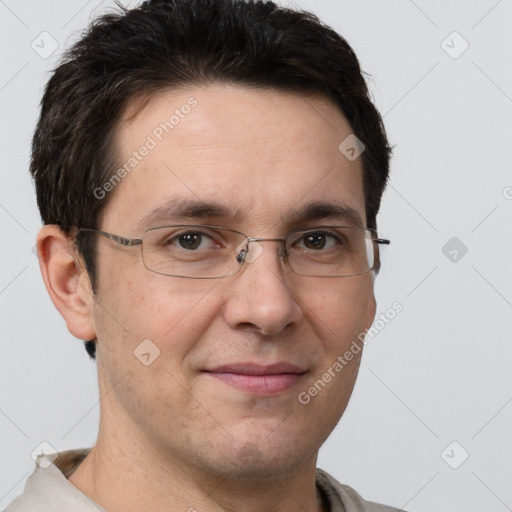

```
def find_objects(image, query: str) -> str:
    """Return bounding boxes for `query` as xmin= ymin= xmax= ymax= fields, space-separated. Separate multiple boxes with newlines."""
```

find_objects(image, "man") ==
xmin=6 ymin=0 xmax=403 ymax=511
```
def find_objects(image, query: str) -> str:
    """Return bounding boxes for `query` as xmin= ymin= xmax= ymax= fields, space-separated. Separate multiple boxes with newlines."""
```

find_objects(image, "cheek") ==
xmin=93 ymin=273 xmax=224 ymax=433
xmin=94 ymin=267 xmax=224 ymax=363
xmin=304 ymin=276 xmax=375 ymax=342
xmin=295 ymin=281 xmax=373 ymax=428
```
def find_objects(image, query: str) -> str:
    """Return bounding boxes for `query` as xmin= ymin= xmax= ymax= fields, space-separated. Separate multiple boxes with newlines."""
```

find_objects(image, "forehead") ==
xmin=102 ymin=84 xmax=366 ymax=234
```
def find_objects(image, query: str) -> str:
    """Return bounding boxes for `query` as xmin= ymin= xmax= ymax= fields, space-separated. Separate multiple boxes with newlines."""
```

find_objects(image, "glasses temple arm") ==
xmin=78 ymin=228 xmax=142 ymax=247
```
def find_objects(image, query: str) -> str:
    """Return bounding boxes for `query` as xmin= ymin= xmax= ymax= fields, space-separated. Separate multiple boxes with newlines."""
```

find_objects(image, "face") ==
xmin=89 ymin=84 xmax=376 ymax=480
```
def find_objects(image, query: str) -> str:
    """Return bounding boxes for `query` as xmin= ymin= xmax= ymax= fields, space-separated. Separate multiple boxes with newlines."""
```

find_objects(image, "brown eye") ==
xmin=303 ymin=233 xmax=327 ymax=250
xmin=296 ymin=231 xmax=340 ymax=251
xmin=177 ymin=232 xmax=204 ymax=250
xmin=162 ymin=230 xmax=218 ymax=251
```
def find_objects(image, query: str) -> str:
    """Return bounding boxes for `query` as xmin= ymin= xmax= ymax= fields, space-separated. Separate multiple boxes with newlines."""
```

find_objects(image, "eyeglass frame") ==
xmin=75 ymin=224 xmax=390 ymax=279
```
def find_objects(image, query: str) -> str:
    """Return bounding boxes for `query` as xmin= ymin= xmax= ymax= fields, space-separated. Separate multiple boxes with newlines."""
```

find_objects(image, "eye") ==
xmin=295 ymin=230 xmax=342 ymax=251
xmin=166 ymin=230 xmax=219 ymax=251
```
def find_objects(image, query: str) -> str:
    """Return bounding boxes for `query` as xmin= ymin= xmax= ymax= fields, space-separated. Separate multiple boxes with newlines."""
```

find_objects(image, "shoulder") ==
xmin=316 ymin=468 xmax=410 ymax=512
xmin=4 ymin=495 xmax=27 ymax=512
xmin=4 ymin=448 xmax=100 ymax=512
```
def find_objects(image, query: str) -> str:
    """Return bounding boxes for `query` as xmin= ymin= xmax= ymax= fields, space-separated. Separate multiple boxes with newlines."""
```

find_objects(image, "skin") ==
xmin=38 ymin=83 xmax=377 ymax=512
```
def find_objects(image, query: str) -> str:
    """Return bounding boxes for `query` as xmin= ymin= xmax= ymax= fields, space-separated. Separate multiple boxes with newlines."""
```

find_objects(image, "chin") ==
xmin=205 ymin=430 xmax=316 ymax=481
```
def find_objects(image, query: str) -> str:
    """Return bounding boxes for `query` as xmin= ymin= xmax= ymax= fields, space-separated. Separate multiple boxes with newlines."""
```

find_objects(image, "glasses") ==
xmin=76 ymin=224 xmax=390 ymax=279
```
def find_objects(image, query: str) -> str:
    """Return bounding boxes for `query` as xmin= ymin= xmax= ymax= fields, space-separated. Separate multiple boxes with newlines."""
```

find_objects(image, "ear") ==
xmin=36 ymin=225 xmax=96 ymax=341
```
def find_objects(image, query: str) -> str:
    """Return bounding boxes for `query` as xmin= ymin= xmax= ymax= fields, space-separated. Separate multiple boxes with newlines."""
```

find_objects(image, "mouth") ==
xmin=203 ymin=363 xmax=307 ymax=396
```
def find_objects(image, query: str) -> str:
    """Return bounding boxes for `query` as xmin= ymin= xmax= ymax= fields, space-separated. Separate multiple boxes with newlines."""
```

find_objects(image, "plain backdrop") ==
xmin=1 ymin=1 xmax=511 ymax=511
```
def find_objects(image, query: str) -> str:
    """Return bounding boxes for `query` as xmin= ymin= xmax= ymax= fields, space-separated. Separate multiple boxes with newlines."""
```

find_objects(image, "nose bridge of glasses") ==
xmin=236 ymin=236 xmax=288 ymax=264
xmin=247 ymin=236 xmax=286 ymax=244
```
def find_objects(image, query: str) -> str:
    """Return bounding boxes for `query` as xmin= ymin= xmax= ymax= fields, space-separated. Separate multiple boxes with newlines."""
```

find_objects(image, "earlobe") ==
xmin=36 ymin=225 xmax=96 ymax=341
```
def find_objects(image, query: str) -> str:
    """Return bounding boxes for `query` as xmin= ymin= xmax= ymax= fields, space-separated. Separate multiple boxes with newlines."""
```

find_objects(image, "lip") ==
xmin=204 ymin=362 xmax=307 ymax=395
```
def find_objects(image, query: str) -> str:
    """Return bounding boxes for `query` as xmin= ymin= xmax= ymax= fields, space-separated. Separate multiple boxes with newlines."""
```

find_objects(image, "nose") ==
xmin=222 ymin=239 xmax=303 ymax=336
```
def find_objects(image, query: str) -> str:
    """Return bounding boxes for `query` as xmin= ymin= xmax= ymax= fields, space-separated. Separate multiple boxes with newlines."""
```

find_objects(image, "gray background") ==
xmin=1 ymin=1 xmax=511 ymax=511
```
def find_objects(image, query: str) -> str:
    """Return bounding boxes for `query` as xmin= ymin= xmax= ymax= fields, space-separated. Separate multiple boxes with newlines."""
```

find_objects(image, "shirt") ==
xmin=5 ymin=449 xmax=409 ymax=512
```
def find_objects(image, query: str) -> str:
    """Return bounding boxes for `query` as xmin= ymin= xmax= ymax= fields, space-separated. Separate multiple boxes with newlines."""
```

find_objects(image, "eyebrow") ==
xmin=137 ymin=198 xmax=365 ymax=231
